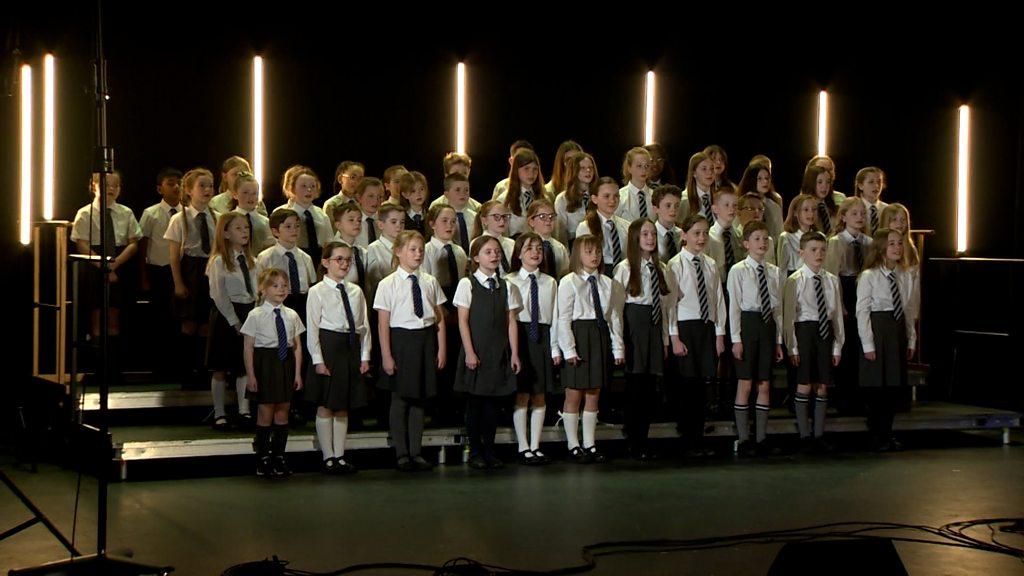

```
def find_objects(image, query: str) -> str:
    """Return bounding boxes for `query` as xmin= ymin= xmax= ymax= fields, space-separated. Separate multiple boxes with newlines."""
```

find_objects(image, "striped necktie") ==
xmin=648 ymin=262 xmax=661 ymax=326
xmin=607 ymin=220 xmax=622 ymax=264
xmin=274 ymin=308 xmax=289 ymax=361
xmin=637 ymin=188 xmax=648 ymax=219
xmin=814 ymin=274 xmax=831 ymax=340
xmin=529 ymin=273 xmax=540 ymax=342
xmin=757 ymin=264 xmax=772 ymax=323
xmin=694 ymin=256 xmax=709 ymax=322
xmin=665 ymin=229 xmax=677 ymax=257
xmin=817 ymin=202 xmax=831 ymax=234
xmin=869 ymin=204 xmax=879 ymax=235
xmin=723 ymin=227 xmax=735 ymax=271
xmin=888 ymin=271 xmax=904 ymax=322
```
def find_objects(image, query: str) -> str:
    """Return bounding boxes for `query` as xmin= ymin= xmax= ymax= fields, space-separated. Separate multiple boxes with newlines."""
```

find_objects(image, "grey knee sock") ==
xmin=755 ymin=404 xmax=770 ymax=443
xmin=795 ymin=394 xmax=810 ymax=438
xmin=408 ymin=403 xmax=425 ymax=456
xmin=814 ymin=396 xmax=828 ymax=438
xmin=734 ymin=404 xmax=750 ymax=443
xmin=390 ymin=394 xmax=409 ymax=458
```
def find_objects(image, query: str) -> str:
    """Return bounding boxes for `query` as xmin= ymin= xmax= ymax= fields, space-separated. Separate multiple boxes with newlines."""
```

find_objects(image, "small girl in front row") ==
xmin=473 ymin=200 xmax=516 ymax=276
xmin=307 ymin=242 xmax=371 ymax=474
xmin=206 ymin=212 xmax=258 ymax=431
xmin=558 ymin=234 xmax=625 ymax=463
xmin=525 ymin=199 xmax=570 ymax=279
xmin=727 ymin=221 xmax=784 ymax=456
xmin=856 ymin=228 xmax=916 ymax=452
xmin=374 ymin=231 xmax=448 ymax=472
xmin=242 ymin=268 xmax=305 ymax=478
xmin=825 ymin=197 xmax=870 ymax=411
xmin=454 ymin=235 xmax=523 ymax=469
xmin=506 ymin=233 xmax=562 ymax=465
xmin=613 ymin=219 xmax=672 ymax=460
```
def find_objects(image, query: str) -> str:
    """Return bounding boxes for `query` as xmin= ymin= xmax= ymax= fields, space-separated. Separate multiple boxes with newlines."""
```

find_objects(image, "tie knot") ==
xmin=607 ymin=220 xmax=614 ymax=229
xmin=409 ymin=274 xmax=418 ymax=284
xmin=444 ymin=244 xmax=453 ymax=253
xmin=487 ymin=277 xmax=497 ymax=290
xmin=647 ymin=262 xmax=656 ymax=272
xmin=757 ymin=264 xmax=765 ymax=274
xmin=274 ymin=308 xmax=281 ymax=317
xmin=285 ymin=251 xmax=296 ymax=261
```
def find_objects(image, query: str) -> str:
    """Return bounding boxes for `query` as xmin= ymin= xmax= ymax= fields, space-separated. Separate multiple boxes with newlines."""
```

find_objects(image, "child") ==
xmin=400 ymin=171 xmax=429 ymax=234
xmin=496 ymin=148 xmax=547 ymax=237
xmin=472 ymin=200 xmax=516 ymax=276
xmin=854 ymin=167 xmax=889 ymax=235
xmin=616 ymin=146 xmax=655 ymax=222
xmin=704 ymin=145 xmax=735 ymax=192
xmin=802 ymin=164 xmax=839 ymax=235
xmin=652 ymin=185 xmax=683 ymax=263
xmin=668 ymin=214 xmax=726 ymax=457
xmin=365 ymin=201 xmax=407 ymax=303
xmin=546 ymin=140 xmax=583 ymax=196
xmin=383 ymin=165 xmax=409 ymax=204
xmin=323 ymin=160 xmax=365 ymax=222
xmin=138 ymin=168 xmax=181 ymax=377
xmin=231 ymin=171 xmax=274 ymax=251
xmin=736 ymin=158 xmax=784 ymax=241
xmin=306 ymin=241 xmax=371 ymax=473
xmin=645 ymin=142 xmax=676 ymax=188
xmin=165 ymin=168 xmax=218 ymax=386
xmin=211 ymin=156 xmax=267 ymax=216
xmin=557 ymin=234 xmax=625 ymax=463
xmin=491 ymin=139 xmax=536 ymax=199
xmin=430 ymin=154 xmax=481 ymax=212
xmin=727 ymin=221 xmax=784 ymax=456
xmin=707 ymin=188 xmax=745 ymax=281
xmin=506 ymin=233 xmax=562 ymax=465
xmin=856 ymin=228 xmax=916 ymax=452
xmin=679 ymin=152 xmax=717 ymax=226
xmin=782 ymin=231 xmax=844 ymax=453
xmin=274 ymin=165 xmax=333 ymax=263
xmin=613 ymin=219 xmax=672 ymax=460
xmin=807 ymin=155 xmax=847 ymax=200
xmin=736 ymin=193 xmax=778 ymax=266
xmin=374 ymin=231 xmax=448 ymax=471
xmin=353 ymin=177 xmax=385 ymax=248
xmin=206 ymin=212 xmax=258 ymax=430
xmin=454 ymin=235 xmax=523 ymax=469
xmin=256 ymin=209 xmax=318 ymax=321
xmin=778 ymin=194 xmax=819 ymax=287
xmin=525 ymin=199 xmax=570 ymax=279
xmin=554 ymin=152 xmax=596 ymax=245
xmin=433 ymin=173 xmax=478 ymax=255
xmin=443 ymin=151 xmax=472 ymax=179
xmin=332 ymin=201 xmax=368 ymax=289
xmin=242 ymin=268 xmax=305 ymax=478
xmin=880 ymin=203 xmax=920 ymax=322
xmin=576 ymin=176 xmax=630 ymax=277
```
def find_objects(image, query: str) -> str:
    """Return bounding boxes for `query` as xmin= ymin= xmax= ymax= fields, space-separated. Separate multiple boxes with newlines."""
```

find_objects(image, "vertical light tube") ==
xmin=956 ymin=105 xmax=971 ymax=254
xmin=644 ymin=71 xmax=656 ymax=145
xmin=817 ymin=90 xmax=829 ymax=157
xmin=21 ymin=64 xmax=33 ymax=246
xmin=253 ymin=56 xmax=264 ymax=197
xmin=43 ymin=54 xmax=55 ymax=221
xmin=456 ymin=62 xmax=466 ymax=154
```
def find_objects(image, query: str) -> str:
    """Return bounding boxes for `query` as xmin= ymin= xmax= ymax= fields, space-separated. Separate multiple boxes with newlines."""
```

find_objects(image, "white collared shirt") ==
xmin=667 ymin=249 xmax=727 ymax=336
xmin=365 ymin=235 xmax=397 ymax=301
xmin=428 ymin=194 xmax=482 ymax=213
xmin=234 ymin=207 xmax=274 ymax=251
xmin=72 ymin=200 xmax=142 ymax=248
xmin=616 ymin=182 xmax=655 ymax=222
xmin=860 ymin=197 xmax=890 ymax=235
xmin=139 ymin=200 xmax=180 ymax=266
xmin=656 ymin=220 xmax=683 ymax=263
xmin=323 ymin=193 xmax=356 ymax=222
xmin=491 ymin=177 xmax=510 ymax=200
xmin=539 ymin=235 xmax=570 ymax=278
xmin=164 ymin=205 xmax=217 ymax=257
xmin=782 ymin=265 xmax=845 ymax=356
xmin=275 ymin=201 xmax=333 ymax=251
xmin=708 ymin=221 xmax=747 ymax=280
xmin=207 ymin=250 xmax=258 ymax=326
xmin=506 ymin=268 xmax=561 ymax=358
xmin=373 ymin=266 xmax=447 ymax=329
xmin=679 ymin=185 xmax=714 ymax=224
xmin=240 ymin=301 xmax=305 ymax=348
xmin=777 ymin=229 xmax=807 ymax=277
xmin=575 ymin=212 xmax=630 ymax=265
xmin=494 ymin=187 xmax=536 ymax=236
xmin=255 ymin=243 xmax=318 ymax=294
xmin=554 ymin=190 xmax=589 ymax=243
xmin=556 ymin=271 xmax=625 ymax=360
xmin=727 ymin=256 xmax=783 ymax=344
xmin=355 ymin=211 xmax=378 ymax=249
xmin=855 ymin=266 xmax=916 ymax=353
xmin=453 ymin=270 xmax=523 ymax=312
xmin=825 ymin=229 xmax=872 ymax=277
xmin=613 ymin=258 xmax=673 ymax=345
xmin=332 ymin=234 xmax=368 ymax=286
xmin=422 ymin=236 xmax=468 ymax=288
xmin=306 ymin=276 xmax=372 ymax=363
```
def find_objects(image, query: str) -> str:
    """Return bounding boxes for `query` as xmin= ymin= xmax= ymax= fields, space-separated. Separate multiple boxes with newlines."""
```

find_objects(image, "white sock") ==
xmin=513 ymin=406 xmax=529 ymax=452
xmin=235 ymin=376 xmax=250 ymax=415
xmin=582 ymin=411 xmax=598 ymax=449
xmin=210 ymin=378 xmax=226 ymax=418
xmin=315 ymin=416 xmax=335 ymax=460
xmin=332 ymin=414 xmax=349 ymax=458
xmin=562 ymin=412 xmax=580 ymax=449
xmin=530 ymin=406 xmax=546 ymax=452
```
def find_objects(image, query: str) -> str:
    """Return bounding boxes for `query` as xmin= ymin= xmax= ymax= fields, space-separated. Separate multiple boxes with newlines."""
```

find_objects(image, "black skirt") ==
xmin=624 ymin=303 xmax=665 ymax=376
xmin=247 ymin=347 xmax=296 ymax=404
xmin=174 ymin=255 xmax=211 ymax=322
xmin=735 ymin=311 xmax=777 ymax=382
xmin=206 ymin=301 xmax=254 ymax=374
xmin=859 ymin=312 xmax=908 ymax=388
xmin=305 ymin=329 xmax=368 ymax=410
xmin=794 ymin=321 xmax=834 ymax=385
xmin=675 ymin=320 xmax=717 ymax=379
xmin=80 ymin=245 xmax=130 ymax=311
xmin=517 ymin=323 xmax=556 ymax=395
xmin=560 ymin=319 xmax=612 ymax=391
xmin=377 ymin=327 xmax=438 ymax=400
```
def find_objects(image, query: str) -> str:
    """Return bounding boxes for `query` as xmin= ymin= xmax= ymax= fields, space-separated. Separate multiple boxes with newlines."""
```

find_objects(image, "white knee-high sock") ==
xmin=530 ymin=406 xmax=546 ymax=451
xmin=513 ymin=406 xmax=529 ymax=452
xmin=235 ymin=376 xmax=250 ymax=415
xmin=210 ymin=377 xmax=227 ymax=418
xmin=332 ymin=414 xmax=349 ymax=458
xmin=562 ymin=412 xmax=580 ymax=449
xmin=315 ymin=416 xmax=334 ymax=460
xmin=582 ymin=411 xmax=599 ymax=449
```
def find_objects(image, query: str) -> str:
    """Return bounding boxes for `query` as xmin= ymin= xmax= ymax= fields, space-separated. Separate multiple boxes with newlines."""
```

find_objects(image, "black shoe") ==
xmin=737 ymin=441 xmax=757 ymax=458
xmin=484 ymin=453 xmax=505 ymax=469
xmin=531 ymin=449 xmax=552 ymax=464
xmin=256 ymin=456 xmax=272 ymax=478
xmin=518 ymin=450 xmax=539 ymax=466
xmin=585 ymin=446 xmax=607 ymax=463
xmin=271 ymin=455 xmax=291 ymax=478
xmin=468 ymin=454 xmax=489 ymax=470
xmin=334 ymin=457 xmax=358 ymax=474
xmin=321 ymin=458 xmax=338 ymax=475
xmin=567 ymin=446 xmax=592 ymax=464
xmin=814 ymin=437 xmax=834 ymax=454
xmin=212 ymin=415 xmax=232 ymax=432
xmin=411 ymin=456 xmax=434 ymax=471
xmin=235 ymin=413 xmax=255 ymax=430
xmin=887 ymin=437 xmax=904 ymax=452
xmin=396 ymin=456 xmax=415 ymax=471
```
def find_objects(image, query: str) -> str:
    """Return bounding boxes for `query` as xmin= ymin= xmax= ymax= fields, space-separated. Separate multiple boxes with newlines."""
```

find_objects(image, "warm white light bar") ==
xmin=43 ymin=54 xmax=55 ymax=221
xmin=817 ymin=90 xmax=828 ymax=157
xmin=21 ymin=64 xmax=32 ymax=246
xmin=253 ymin=56 xmax=264 ymax=198
xmin=644 ymin=71 xmax=656 ymax=145
xmin=456 ymin=62 xmax=466 ymax=154
xmin=956 ymin=105 xmax=971 ymax=254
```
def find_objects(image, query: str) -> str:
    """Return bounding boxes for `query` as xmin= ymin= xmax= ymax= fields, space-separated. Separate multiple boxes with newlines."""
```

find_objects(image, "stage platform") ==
xmin=104 ymin=401 xmax=1020 ymax=480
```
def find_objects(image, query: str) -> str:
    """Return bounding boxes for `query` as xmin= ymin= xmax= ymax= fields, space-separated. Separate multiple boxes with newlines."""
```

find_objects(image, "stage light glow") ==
xmin=956 ymin=105 xmax=971 ymax=254
xmin=644 ymin=71 xmax=656 ymax=145
xmin=456 ymin=62 xmax=466 ymax=154
xmin=817 ymin=90 xmax=829 ymax=157
xmin=253 ymin=56 xmax=264 ymax=197
xmin=21 ymin=64 xmax=33 ymax=246
xmin=43 ymin=54 xmax=55 ymax=221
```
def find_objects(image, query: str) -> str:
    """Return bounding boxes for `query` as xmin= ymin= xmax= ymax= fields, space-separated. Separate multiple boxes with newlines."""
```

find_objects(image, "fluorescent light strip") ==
xmin=456 ymin=62 xmax=466 ymax=154
xmin=253 ymin=56 xmax=264 ymax=197
xmin=644 ymin=71 xmax=656 ymax=145
xmin=817 ymin=90 xmax=828 ymax=157
xmin=956 ymin=105 xmax=971 ymax=254
xmin=21 ymin=64 xmax=32 ymax=246
xmin=43 ymin=55 xmax=55 ymax=221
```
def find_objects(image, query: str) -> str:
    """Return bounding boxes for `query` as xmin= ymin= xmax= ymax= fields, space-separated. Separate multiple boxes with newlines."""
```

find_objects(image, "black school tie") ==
xmin=337 ymin=282 xmax=357 ymax=345
xmin=238 ymin=254 xmax=253 ymax=297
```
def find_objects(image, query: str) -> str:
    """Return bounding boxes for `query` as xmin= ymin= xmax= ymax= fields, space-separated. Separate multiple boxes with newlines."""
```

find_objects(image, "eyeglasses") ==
xmin=489 ymin=214 xmax=511 ymax=222
xmin=741 ymin=207 xmax=766 ymax=213
xmin=531 ymin=213 xmax=555 ymax=221
xmin=327 ymin=256 xmax=353 ymax=264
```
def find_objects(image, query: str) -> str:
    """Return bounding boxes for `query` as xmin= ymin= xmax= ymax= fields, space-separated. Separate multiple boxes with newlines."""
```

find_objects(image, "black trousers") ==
xmin=624 ymin=374 xmax=659 ymax=448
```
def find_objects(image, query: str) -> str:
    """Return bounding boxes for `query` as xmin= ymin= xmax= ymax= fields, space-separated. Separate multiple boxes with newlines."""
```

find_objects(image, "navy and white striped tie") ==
xmin=607 ymin=220 xmax=622 ymax=264
xmin=274 ymin=308 xmax=289 ymax=361
xmin=814 ymin=274 xmax=831 ymax=340
xmin=757 ymin=264 xmax=772 ymax=323
xmin=694 ymin=257 xmax=709 ymax=322
xmin=649 ymin=262 xmax=661 ymax=326
xmin=529 ymin=273 xmax=540 ymax=343
xmin=888 ymin=271 xmax=904 ymax=322
xmin=637 ymin=189 xmax=648 ymax=219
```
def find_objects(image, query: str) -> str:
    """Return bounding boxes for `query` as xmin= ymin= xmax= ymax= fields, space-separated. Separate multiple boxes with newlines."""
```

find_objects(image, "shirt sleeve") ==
xmin=507 ymin=281 xmax=522 ymax=313
xmin=373 ymin=277 xmax=392 ymax=311
xmin=453 ymin=278 xmax=473 ymax=309
xmin=207 ymin=257 xmax=241 ymax=327
xmin=783 ymin=276 xmax=799 ymax=356
xmin=609 ymin=278 xmax=626 ymax=360
xmin=240 ymin=310 xmax=258 ymax=338
xmin=727 ymin=265 xmax=744 ymax=343
xmin=139 ymin=209 xmax=155 ymax=238
xmin=548 ymin=280 xmax=561 ymax=358
xmin=831 ymin=276 xmax=845 ymax=356
xmin=70 ymin=208 xmax=90 ymax=243
xmin=855 ymin=271 xmax=876 ymax=354
xmin=357 ymin=288 xmax=372 ymax=362
xmin=306 ymin=287 xmax=325 ymax=365
xmin=164 ymin=213 xmax=184 ymax=243
xmin=556 ymin=277 xmax=578 ymax=359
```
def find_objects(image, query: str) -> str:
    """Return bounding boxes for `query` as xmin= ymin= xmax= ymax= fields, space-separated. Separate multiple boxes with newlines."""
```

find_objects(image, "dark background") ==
xmin=4 ymin=6 xmax=1022 ymax=403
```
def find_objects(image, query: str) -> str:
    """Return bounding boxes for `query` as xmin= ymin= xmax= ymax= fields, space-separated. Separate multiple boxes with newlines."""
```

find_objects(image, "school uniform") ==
xmin=206 ymin=251 xmax=257 ymax=375
xmin=776 ymin=230 xmax=807 ymax=289
xmin=556 ymin=271 xmax=625 ymax=390
xmin=139 ymin=200 xmax=180 ymax=372
xmin=255 ymin=243 xmax=317 ymax=316
xmin=453 ymin=271 xmax=522 ymax=397
xmin=575 ymin=213 xmax=630 ymax=277
xmin=241 ymin=301 xmax=305 ymax=404
xmin=210 ymin=191 xmax=268 ymax=217
xmin=305 ymin=276 xmax=371 ymax=411
xmin=365 ymin=235 xmax=397 ymax=305
xmin=707 ymin=222 xmax=746 ymax=282
xmin=479 ymin=231 xmax=516 ymax=277
xmin=825 ymin=230 xmax=871 ymax=409
xmin=495 ymin=187 xmax=539 ymax=237
xmin=859 ymin=198 xmax=889 ymax=236
xmin=423 ymin=236 xmax=468 ymax=304
xmin=538 ymin=235 xmax=570 ymax=280
xmin=72 ymin=200 xmax=143 ymax=310
xmin=554 ymin=190 xmax=589 ymax=245
xmin=329 ymin=234 xmax=367 ymax=289
xmin=492 ymin=177 xmax=510 ymax=200
xmin=727 ymin=257 xmax=783 ymax=382
xmin=763 ymin=197 xmax=785 ymax=241
xmin=814 ymin=197 xmax=842 ymax=236
xmin=735 ymin=223 xmax=777 ymax=267
xmin=617 ymin=182 xmax=656 ymax=222
xmin=423 ymin=235 xmax=469 ymax=426
xmin=354 ymin=211 xmax=378 ymax=249
xmin=275 ymin=201 xmax=333 ymax=262
xmin=404 ymin=209 xmax=426 ymax=235
xmin=323 ymin=192 xmax=356 ymax=223
xmin=235 ymin=207 xmax=274 ymax=251
xmin=164 ymin=205 xmax=217 ymax=321
xmin=656 ymin=221 xmax=683 ymax=264
xmin=507 ymin=268 xmax=561 ymax=395
xmin=782 ymin=265 xmax=845 ymax=385
xmin=678 ymin=185 xmax=715 ymax=226
xmin=429 ymin=194 xmax=482 ymax=213
xmin=450 ymin=205 xmax=478 ymax=256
